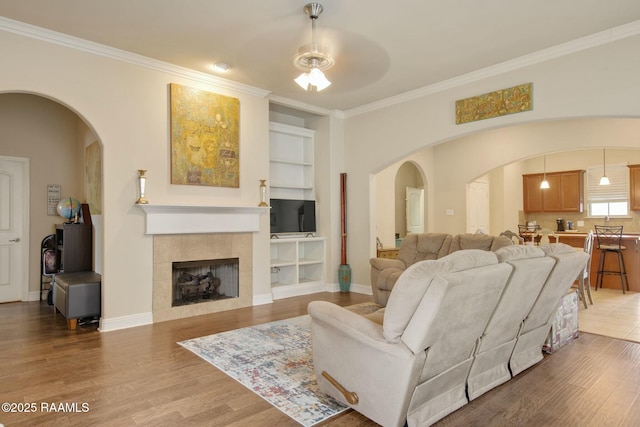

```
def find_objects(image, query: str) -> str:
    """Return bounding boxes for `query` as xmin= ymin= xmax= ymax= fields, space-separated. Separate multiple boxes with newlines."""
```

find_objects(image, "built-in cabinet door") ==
xmin=556 ymin=171 xmax=583 ymax=212
xmin=523 ymin=174 xmax=544 ymax=212
xmin=542 ymin=174 xmax=562 ymax=212
xmin=629 ymin=165 xmax=640 ymax=211
xmin=523 ymin=170 xmax=584 ymax=213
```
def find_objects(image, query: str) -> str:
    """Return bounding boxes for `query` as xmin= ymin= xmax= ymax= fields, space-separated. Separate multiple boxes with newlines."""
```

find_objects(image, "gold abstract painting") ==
xmin=170 ymin=83 xmax=240 ymax=187
xmin=85 ymin=141 xmax=102 ymax=214
xmin=455 ymin=83 xmax=532 ymax=124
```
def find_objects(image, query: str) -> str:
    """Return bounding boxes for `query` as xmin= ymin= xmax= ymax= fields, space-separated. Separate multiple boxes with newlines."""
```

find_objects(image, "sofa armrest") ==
xmin=309 ymin=301 xmax=390 ymax=347
xmin=370 ymin=258 xmax=407 ymax=305
xmin=370 ymin=257 xmax=405 ymax=271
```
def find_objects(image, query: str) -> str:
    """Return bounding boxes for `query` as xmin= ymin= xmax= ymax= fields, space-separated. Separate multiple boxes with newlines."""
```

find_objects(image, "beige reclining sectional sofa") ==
xmin=370 ymin=233 xmax=514 ymax=306
xmin=309 ymin=243 xmax=588 ymax=427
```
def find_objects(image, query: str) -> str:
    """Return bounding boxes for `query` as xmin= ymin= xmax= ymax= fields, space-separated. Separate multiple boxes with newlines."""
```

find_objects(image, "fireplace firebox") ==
xmin=172 ymin=258 xmax=239 ymax=307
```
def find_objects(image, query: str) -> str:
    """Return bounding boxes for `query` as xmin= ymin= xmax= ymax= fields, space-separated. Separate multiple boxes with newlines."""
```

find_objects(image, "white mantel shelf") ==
xmin=137 ymin=204 xmax=268 ymax=235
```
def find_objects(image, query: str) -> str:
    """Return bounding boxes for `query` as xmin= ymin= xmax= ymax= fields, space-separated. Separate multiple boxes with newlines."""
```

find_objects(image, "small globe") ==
xmin=57 ymin=198 xmax=82 ymax=221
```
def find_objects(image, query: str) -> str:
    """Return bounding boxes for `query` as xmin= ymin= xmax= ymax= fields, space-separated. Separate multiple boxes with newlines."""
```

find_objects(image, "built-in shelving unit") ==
xmin=269 ymin=122 xmax=315 ymax=200
xmin=269 ymin=121 xmax=324 ymax=299
xmin=270 ymin=237 xmax=326 ymax=300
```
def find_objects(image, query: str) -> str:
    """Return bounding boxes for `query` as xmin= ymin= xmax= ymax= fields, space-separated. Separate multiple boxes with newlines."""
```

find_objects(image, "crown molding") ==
xmin=268 ymin=94 xmax=342 ymax=117
xmin=344 ymin=19 xmax=640 ymax=119
xmin=2 ymin=15 xmax=639 ymax=118
xmin=0 ymin=16 xmax=271 ymax=99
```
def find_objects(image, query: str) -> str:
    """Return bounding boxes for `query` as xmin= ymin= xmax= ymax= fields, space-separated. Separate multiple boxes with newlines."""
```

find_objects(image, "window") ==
xmin=586 ymin=163 xmax=629 ymax=217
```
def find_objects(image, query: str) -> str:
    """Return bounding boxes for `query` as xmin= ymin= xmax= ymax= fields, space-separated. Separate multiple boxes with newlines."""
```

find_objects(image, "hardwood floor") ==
xmin=2 ymin=293 xmax=640 ymax=426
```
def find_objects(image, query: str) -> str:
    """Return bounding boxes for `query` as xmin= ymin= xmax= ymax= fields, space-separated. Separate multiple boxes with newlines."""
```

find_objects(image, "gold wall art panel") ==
xmin=170 ymin=83 xmax=240 ymax=187
xmin=85 ymin=141 xmax=102 ymax=214
xmin=455 ymin=83 xmax=532 ymax=125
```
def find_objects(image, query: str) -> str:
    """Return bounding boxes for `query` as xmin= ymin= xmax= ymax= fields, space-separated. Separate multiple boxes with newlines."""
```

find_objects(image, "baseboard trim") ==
xmin=27 ymin=290 xmax=45 ymax=301
xmin=99 ymin=312 xmax=153 ymax=332
xmin=325 ymin=282 xmax=372 ymax=295
xmin=253 ymin=293 xmax=274 ymax=306
xmin=272 ymin=281 xmax=326 ymax=300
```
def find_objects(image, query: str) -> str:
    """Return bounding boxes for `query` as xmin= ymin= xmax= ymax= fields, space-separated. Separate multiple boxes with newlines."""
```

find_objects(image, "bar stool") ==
xmin=594 ymin=225 xmax=629 ymax=294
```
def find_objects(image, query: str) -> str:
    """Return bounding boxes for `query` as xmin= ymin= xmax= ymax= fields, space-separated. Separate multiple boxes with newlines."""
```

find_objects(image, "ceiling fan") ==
xmin=293 ymin=3 xmax=334 ymax=91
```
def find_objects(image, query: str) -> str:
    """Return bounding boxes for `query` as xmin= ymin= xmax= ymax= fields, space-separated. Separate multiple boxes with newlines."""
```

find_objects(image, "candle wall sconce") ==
xmin=258 ymin=179 xmax=268 ymax=207
xmin=136 ymin=169 xmax=149 ymax=204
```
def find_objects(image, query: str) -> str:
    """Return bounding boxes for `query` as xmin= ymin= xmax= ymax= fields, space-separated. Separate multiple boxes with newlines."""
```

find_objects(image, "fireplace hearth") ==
xmin=172 ymin=258 xmax=239 ymax=307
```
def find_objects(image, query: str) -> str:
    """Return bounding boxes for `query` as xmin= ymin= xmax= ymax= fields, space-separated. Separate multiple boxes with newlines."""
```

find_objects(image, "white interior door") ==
xmin=406 ymin=187 xmax=424 ymax=234
xmin=0 ymin=157 xmax=28 ymax=303
xmin=467 ymin=177 xmax=490 ymax=234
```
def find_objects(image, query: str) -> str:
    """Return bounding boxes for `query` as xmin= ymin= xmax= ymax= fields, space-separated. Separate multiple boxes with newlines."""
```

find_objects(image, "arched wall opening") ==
xmin=0 ymin=92 xmax=104 ymax=302
xmin=374 ymin=159 xmax=428 ymax=252
xmin=371 ymin=117 xmax=640 ymax=248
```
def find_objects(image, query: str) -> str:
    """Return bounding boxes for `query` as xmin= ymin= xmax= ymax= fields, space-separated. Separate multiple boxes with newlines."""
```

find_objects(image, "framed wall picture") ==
xmin=47 ymin=184 xmax=61 ymax=216
xmin=169 ymin=83 xmax=240 ymax=187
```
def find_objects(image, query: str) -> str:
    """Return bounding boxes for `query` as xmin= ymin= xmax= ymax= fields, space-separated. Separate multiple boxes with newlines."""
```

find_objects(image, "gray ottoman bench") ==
xmin=53 ymin=271 xmax=101 ymax=330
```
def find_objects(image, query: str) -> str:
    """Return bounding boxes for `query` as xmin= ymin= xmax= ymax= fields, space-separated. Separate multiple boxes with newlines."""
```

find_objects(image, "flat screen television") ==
xmin=270 ymin=199 xmax=316 ymax=234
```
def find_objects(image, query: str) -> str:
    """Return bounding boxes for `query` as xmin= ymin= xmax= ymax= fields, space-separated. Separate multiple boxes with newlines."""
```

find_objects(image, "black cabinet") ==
xmin=55 ymin=223 xmax=92 ymax=273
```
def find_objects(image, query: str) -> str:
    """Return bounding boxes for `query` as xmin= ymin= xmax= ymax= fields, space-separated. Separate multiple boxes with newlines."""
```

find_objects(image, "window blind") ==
xmin=586 ymin=163 xmax=629 ymax=202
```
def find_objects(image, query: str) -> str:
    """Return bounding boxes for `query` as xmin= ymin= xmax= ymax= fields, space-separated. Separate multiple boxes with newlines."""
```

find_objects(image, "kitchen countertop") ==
xmin=555 ymin=231 xmax=640 ymax=237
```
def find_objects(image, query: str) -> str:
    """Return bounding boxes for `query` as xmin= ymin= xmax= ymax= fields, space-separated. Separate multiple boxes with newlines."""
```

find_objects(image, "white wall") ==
xmin=345 ymin=34 xmax=640 ymax=287
xmin=4 ymin=20 xmax=640 ymax=315
xmin=0 ymin=28 xmax=270 ymax=329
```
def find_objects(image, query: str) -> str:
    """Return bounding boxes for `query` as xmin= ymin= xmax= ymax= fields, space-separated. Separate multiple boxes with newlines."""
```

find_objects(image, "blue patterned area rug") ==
xmin=178 ymin=315 xmax=346 ymax=426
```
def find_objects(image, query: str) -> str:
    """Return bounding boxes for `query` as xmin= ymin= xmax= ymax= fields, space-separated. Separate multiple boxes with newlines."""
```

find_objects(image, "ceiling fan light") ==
xmin=309 ymin=67 xmax=331 ymax=90
xmin=295 ymin=72 xmax=311 ymax=90
xmin=599 ymin=175 xmax=610 ymax=186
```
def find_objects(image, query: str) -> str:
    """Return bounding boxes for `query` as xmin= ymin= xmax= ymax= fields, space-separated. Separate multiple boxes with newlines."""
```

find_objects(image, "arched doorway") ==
xmin=0 ymin=92 xmax=103 ymax=303
xmin=374 ymin=160 xmax=426 ymax=250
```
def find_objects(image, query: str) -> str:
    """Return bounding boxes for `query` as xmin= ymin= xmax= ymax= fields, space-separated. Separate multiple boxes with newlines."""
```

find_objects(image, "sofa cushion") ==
xmin=449 ymin=233 xmax=513 ymax=253
xmin=397 ymin=233 xmax=453 ymax=267
xmin=538 ymin=242 xmax=577 ymax=256
xmin=383 ymin=249 xmax=499 ymax=343
xmin=494 ymin=244 xmax=545 ymax=263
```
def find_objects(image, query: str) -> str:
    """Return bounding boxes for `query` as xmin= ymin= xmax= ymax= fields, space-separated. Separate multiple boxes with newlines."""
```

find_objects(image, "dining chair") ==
xmin=576 ymin=230 xmax=594 ymax=308
xmin=518 ymin=224 xmax=540 ymax=244
xmin=594 ymin=225 xmax=628 ymax=294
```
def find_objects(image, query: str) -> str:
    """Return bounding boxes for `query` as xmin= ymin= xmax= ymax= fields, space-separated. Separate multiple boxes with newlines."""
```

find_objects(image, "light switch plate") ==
xmin=445 ymin=209 xmax=454 ymax=216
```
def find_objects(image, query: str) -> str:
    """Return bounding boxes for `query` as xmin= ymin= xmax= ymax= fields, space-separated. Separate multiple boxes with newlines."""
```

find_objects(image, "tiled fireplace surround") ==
xmin=153 ymin=232 xmax=253 ymax=322
xmin=139 ymin=205 xmax=264 ymax=322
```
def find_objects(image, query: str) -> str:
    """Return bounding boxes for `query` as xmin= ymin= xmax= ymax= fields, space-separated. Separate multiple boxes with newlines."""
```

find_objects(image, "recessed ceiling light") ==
xmin=212 ymin=62 xmax=230 ymax=72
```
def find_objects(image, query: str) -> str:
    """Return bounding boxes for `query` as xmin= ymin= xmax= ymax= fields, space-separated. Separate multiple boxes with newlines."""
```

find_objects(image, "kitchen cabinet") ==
xmin=522 ymin=170 xmax=584 ymax=213
xmin=628 ymin=164 xmax=640 ymax=211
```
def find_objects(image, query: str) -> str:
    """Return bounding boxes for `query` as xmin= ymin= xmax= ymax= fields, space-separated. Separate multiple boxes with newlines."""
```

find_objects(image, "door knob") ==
xmin=9 ymin=238 xmax=20 ymax=242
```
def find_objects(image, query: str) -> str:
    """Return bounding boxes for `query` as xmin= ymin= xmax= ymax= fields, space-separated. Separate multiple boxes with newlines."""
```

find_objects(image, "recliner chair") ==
xmin=311 ymin=250 xmax=513 ymax=427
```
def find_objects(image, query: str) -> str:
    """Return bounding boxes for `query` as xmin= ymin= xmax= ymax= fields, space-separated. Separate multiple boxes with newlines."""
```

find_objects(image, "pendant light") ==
xmin=599 ymin=148 xmax=610 ymax=186
xmin=540 ymin=155 xmax=550 ymax=189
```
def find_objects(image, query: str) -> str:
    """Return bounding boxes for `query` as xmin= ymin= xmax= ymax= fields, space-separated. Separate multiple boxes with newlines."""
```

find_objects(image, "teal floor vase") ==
xmin=338 ymin=264 xmax=351 ymax=292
